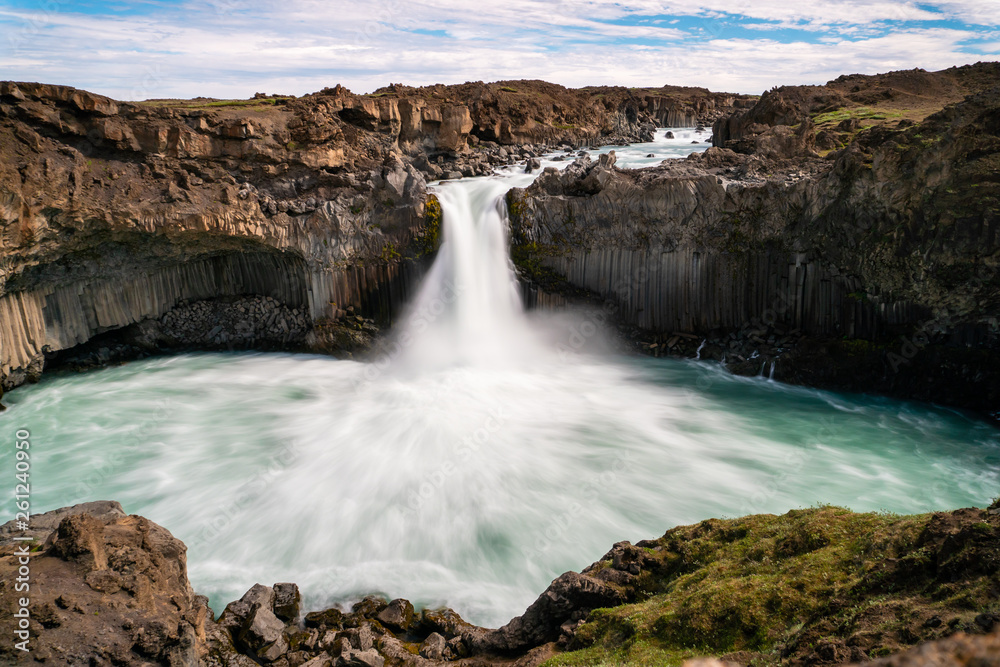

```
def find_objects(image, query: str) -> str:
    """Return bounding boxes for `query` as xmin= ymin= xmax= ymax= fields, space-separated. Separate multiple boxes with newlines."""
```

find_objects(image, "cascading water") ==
xmin=3 ymin=131 xmax=1000 ymax=629
xmin=393 ymin=178 xmax=538 ymax=371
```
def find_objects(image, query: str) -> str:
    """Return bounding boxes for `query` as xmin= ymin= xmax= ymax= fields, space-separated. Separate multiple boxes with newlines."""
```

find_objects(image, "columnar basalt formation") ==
xmin=508 ymin=64 xmax=1000 ymax=416
xmin=0 ymin=81 xmax=433 ymax=389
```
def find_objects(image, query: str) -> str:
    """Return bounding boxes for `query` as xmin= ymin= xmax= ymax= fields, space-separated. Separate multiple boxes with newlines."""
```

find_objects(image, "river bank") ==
xmin=2 ymin=501 xmax=998 ymax=666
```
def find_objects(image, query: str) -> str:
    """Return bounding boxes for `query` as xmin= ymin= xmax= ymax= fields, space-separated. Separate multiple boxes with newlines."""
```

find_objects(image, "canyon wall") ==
xmin=4 ymin=66 xmax=996 ymax=413
xmin=509 ymin=64 xmax=1000 ymax=415
xmin=0 ymin=77 xmax=749 ymax=389
xmin=2 ymin=78 xmax=741 ymax=390
xmin=0 ymin=80 xmax=442 ymax=387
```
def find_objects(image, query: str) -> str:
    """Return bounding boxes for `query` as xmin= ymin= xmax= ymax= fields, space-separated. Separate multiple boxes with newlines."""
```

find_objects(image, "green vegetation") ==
xmin=201 ymin=98 xmax=289 ymax=108
xmin=543 ymin=506 xmax=1000 ymax=667
xmin=510 ymin=240 xmax=563 ymax=282
xmin=417 ymin=195 xmax=442 ymax=256
xmin=812 ymin=106 xmax=908 ymax=131
xmin=379 ymin=242 xmax=401 ymax=262
xmin=553 ymin=123 xmax=576 ymax=130
xmin=846 ymin=291 xmax=870 ymax=303
xmin=500 ymin=86 xmax=519 ymax=93
xmin=506 ymin=190 xmax=526 ymax=222
xmin=835 ymin=338 xmax=885 ymax=355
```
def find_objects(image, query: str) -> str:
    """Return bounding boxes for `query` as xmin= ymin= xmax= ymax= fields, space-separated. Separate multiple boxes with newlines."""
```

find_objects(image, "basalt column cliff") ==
xmin=509 ymin=64 xmax=1000 ymax=417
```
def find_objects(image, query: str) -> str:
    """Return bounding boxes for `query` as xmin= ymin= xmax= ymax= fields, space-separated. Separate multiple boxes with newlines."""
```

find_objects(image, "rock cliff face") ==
xmin=0 ymin=79 xmax=743 ymax=392
xmin=2 ymin=66 xmax=996 ymax=414
xmin=509 ymin=63 xmax=1000 ymax=417
xmin=0 ymin=81 xmax=432 ymax=391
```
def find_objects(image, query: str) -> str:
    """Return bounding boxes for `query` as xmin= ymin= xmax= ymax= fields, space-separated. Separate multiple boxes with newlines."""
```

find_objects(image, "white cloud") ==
xmin=0 ymin=1 xmax=995 ymax=99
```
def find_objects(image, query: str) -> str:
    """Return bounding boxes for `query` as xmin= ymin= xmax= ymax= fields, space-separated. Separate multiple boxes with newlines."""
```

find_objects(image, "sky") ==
xmin=0 ymin=0 xmax=998 ymax=100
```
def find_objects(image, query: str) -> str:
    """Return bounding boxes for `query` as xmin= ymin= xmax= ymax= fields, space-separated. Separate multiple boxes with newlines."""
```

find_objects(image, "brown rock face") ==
xmin=463 ymin=571 xmax=627 ymax=654
xmin=847 ymin=627 xmax=1000 ymax=667
xmin=0 ymin=503 xmax=207 ymax=666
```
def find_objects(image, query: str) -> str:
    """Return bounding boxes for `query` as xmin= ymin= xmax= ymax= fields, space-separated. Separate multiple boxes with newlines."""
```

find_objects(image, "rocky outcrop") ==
xmin=4 ymin=503 xmax=998 ymax=666
xmin=846 ymin=628 xmax=1000 ymax=667
xmin=639 ymin=85 xmax=753 ymax=128
xmin=712 ymin=64 xmax=996 ymax=154
xmin=0 ymin=502 xmax=210 ymax=666
xmin=509 ymin=64 xmax=1000 ymax=417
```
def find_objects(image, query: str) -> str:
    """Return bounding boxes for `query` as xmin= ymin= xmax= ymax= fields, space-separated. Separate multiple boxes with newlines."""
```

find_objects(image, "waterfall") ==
xmin=394 ymin=177 xmax=539 ymax=371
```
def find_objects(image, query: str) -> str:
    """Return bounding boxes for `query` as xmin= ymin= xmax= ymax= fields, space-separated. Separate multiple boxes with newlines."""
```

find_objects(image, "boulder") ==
xmin=220 ymin=583 xmax=276 ymax=632
xmin=239 ymin=605 xmax=285 ymax=652
xmin=305 ymin=607 xmax=346 ymax=629
xmin=420 ymin=632 xmax=446 ymax=659
xmin=273 ymin=582 xmax=301 ymax=622
xmin=338 ymin=648 xmax=385 ymax=667
xmin=259 ymin=633 xmax=290 ymax=662
xmin=301 ymin=656 xmax=334 ymax=667
xmin=351 ymin=596 xmax=388 ymax=618
xmin=376 ymin=598 xmax=415 ymax=632
xmin=341 ymin=624 xmax=374 ymax=651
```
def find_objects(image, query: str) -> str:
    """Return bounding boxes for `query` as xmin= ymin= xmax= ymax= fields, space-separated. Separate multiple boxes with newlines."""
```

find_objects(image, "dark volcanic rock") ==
xmin=376 ymin=597 xmax=415 ymax=632
xmin=273 ymin=582 xmax=302 ymax=622
xmin=464 ymin=571 xmax=626 ymax=654
xmin=1 ymin=77 xmax=744 ymax=391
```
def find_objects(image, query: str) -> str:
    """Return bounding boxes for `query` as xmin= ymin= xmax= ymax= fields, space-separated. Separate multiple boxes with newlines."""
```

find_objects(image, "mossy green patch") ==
xmin=544 ymin=506 xmax=1000 ymax=667
xmin=812 ymin=107 xmax=905 ymax=126
xmin=379 ymin=242 xmax=401 ymax=262
xmin=416 ymin=195 xmax=442 ymax=256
